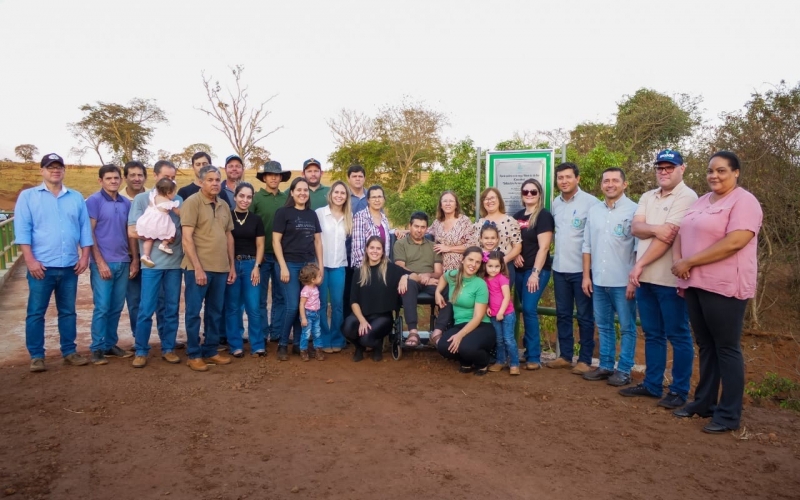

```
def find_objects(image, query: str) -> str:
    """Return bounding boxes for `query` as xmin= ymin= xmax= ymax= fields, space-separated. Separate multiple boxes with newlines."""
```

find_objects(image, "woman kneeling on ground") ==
xmin=343 ymin=236 xmax=419 ymax=362
xmin=434 ymin=246 xmax=497 ymax=375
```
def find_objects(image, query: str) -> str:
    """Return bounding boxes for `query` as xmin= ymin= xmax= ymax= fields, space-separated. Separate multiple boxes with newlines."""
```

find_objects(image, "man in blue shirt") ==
xmin=14 ymin=153 xmax=94 ymax=372
xmin=86 ymin=164 xmax=135 ymax=365
xmin=580 ymin=167 xmax=639 ymax=387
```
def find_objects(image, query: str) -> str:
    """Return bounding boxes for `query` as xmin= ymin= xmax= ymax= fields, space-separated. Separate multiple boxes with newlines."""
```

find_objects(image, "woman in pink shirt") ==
xmin=671 ymin=151 xmax=762 ymax=434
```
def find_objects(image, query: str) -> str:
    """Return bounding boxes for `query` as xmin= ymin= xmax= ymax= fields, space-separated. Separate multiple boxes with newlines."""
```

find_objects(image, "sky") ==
xmin=1 ymin=0 xmax=799 ymax=171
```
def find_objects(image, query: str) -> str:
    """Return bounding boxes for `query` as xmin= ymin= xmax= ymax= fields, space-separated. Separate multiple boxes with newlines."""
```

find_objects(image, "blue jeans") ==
xmin=637 ymin=282 xmax=694 ymax=398
xmin=553 ymin=271 xmax=595 ymax=364
xmin=301 ymin=309 xmax=322 ymax=350
xmin=491 ymin=314 xmax=519 ymax=367
xmin=260 ymin=253 xmax=285 ymax=342
xmin=89 ymin=262 xmax=129 ymax=352
xmin=319 ymin=266 xmax=346 ymax=349
xmin=25 ymin=267 xmax=78 ymax=359
xmin=134 ymin=268 xmax=181 ymax=357
xmin=279 ymin=261 xmax=307 ymax=347
xmin=225 ymin=259 xmax=265 ymax=353
xmin=184 ymin=270 xmax=227 ymax=359
xmin=126 ymin=266 xmax=141 ymax=337
xmin=515 ymin=268 xmax=551 ymax=364
xmin=593 ymin=285 xmax=637 ymax=374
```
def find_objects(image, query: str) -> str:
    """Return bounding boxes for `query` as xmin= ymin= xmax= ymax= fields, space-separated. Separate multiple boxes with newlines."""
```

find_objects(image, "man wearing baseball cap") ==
xmin=15 ymin=153 xmax=94 ymax=372
xmin=223 ymin=154 xmax=244 ymax=201
xmin=252 ymin=161 xmax=291 ymax=345
xmin=620 ymin=149 xmax=698 ymax=409
xmin=302 ymin=158 xmax=330 ymax=210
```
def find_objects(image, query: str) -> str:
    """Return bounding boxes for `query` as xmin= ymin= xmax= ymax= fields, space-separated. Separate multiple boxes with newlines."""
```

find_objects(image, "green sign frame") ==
xmin=486 ymin=149 xmax=554 ymax=213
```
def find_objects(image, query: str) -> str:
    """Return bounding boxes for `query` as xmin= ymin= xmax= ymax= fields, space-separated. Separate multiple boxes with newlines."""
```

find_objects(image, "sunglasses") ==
xmin=521 ymin=189 xmax=539 ymax=196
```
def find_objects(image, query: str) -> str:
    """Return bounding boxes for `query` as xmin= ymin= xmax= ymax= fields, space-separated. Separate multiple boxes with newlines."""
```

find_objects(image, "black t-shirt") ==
xmin=177 ymin=183 xmax=233 ymax=208
xmin=513 ymin=208 xmax=555 ymax=271
xmin=272 ymin=206 xmax=322 ymax=262
xmin=350 ymin=262 xmax=410 ymax=316
xmin=231 ymin=210 xmax=265 ymax=257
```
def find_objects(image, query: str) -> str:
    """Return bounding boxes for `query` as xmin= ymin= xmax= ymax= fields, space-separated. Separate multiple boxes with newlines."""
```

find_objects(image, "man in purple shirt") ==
xmin=86 ymin=165 xmax=135 ymax=365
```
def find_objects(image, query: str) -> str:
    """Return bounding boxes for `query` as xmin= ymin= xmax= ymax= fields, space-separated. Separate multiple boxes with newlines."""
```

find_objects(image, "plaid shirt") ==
xmin=351 ymin=208 xmax=390 ymax=268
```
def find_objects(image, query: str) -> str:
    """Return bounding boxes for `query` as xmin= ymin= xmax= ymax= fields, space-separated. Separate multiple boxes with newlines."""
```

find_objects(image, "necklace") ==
xmin=234 ymin=210 xmax=249 ymax=225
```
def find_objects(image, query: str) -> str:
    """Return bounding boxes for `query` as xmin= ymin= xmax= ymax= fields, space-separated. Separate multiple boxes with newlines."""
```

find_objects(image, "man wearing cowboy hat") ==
xmin=251 ymin=161 xmax=291 ymax=346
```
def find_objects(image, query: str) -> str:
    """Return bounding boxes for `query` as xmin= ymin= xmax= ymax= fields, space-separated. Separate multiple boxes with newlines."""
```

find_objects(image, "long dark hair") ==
xmin=285 ymin=177 xmax=310 ymax=209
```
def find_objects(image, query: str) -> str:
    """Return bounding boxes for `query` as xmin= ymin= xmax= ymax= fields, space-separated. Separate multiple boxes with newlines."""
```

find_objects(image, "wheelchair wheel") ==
xmin=392 ymin=316 xmax=403 ymax=361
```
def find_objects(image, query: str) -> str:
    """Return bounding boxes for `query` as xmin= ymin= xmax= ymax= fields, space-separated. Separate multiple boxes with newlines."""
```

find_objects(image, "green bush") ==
xmin=746 ymin=372 xmax=800 ymax=411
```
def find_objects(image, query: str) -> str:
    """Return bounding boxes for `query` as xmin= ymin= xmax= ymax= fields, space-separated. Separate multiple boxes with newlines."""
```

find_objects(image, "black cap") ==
xmin=40 ymin=153 xmax=65 ymax=168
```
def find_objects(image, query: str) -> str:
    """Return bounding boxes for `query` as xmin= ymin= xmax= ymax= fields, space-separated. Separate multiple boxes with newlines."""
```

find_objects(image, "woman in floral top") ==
xmin=471 ymin=187 xmax=522 ymax=283
xmin=428 ymin=191 xmax=473 ymax=272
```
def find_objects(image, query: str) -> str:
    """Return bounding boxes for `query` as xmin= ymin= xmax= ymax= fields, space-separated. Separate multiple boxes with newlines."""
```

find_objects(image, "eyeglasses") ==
xmin=655 ymin=165 xmax=676 ymax=174
xmin=521 ymin=189 xmax=539 ymax=196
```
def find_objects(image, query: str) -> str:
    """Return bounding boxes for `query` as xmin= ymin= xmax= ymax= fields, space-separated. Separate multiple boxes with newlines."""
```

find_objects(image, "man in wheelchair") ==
xmin=393 ymin=211 xmax=442 ymax=347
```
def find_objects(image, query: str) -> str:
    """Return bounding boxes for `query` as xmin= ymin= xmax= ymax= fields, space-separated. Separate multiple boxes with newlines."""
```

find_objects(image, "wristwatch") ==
xmin=532 ymin=267 xmax=540 ymax=274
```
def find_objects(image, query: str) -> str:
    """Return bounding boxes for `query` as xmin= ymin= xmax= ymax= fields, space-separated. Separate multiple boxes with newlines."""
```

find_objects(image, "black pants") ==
xmin=401 ymin=281 xmax=437 ymax=331
xmin=342 ymin=313 xmax=393 ymax=349
xmin=684 ymin=287 xmax=748 ymax=428
xmin=434 ymin=303 xmax=453 ymax=332
xmin=343 ymin=267 xmax=355 ymax=320
xmin=436 ymin=322 xmax=496 ymax=369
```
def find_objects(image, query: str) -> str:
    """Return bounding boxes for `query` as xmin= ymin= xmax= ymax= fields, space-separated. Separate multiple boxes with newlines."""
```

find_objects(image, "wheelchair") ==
xmin=388 ymin=290 xmax=440 ymax=361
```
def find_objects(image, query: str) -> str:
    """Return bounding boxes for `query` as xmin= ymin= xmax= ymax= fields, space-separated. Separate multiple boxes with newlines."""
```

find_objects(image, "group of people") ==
xmin=16 ymin=147 xmax=762 ymax=434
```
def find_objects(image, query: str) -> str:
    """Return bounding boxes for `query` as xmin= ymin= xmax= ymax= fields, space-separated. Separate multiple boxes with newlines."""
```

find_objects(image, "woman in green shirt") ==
xmin=434 ymin=246 xmax=497 ymax=375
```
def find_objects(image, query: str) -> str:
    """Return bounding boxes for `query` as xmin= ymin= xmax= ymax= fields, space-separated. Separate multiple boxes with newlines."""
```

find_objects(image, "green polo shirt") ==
xmin=251 ymin=188 xmax=289 ymax=254
xmin=393 ymin=236 xmax=441 ymax=274
xmin=283 ymin=184 xmax=330 ymax=211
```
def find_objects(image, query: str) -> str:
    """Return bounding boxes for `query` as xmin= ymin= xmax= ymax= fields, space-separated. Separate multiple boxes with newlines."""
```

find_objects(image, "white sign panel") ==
xmin=494 ymin=159 xmax=546 ymax=215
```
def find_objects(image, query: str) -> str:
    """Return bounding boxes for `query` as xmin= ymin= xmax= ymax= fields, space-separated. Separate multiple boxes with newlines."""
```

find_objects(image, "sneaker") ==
xmin=458 ymin=365 xmax=474 ymax=373
xmin=132 ymin=356 xmax=147 ymax=368
xmin=619 ymin=383 xmax=661 ymax=398
xmin=583 ymin=367 xmax=614 ymax=381
xmin=251 ymin=350 xmax=266 ymax=358
xmin=473 ymin=366 xmax=489 ymax=376
xmin=203 ymin=354 xmax=232 ymax=365
xmin=300 ymin=350 xmax=310 ymax=362
xmin=161 ymin=352 xmax=180 ymax=364
xmin=571 ymin=362 xmax=592 ymax=375
xmin=607 ymin=370 xmax=631 ymax=387
xmin=509 ymin=366 xmax=521 ymax=376
xmin=277 ymin=346 xmax=289 ymax=361
xmin=525 ymin=362 xmax=541 ymax=371
xmin=63 ymin=353 xmax=89 ymax=366
xmin=157 ymin=243 xmax=173 ymax=255
xmin=322 ymin=348 xmax=334 ymax=354
xmin=231 ymin=350 xmax=244 ymax=358
xmin=186 ymin=358 xmax=209 ymax=372
xmin=91 ymin=350 xmax=108 ymax=365
xmin=315 ymin=349 xmax=325 ymax=361
xmin=30 ymin=358 xmax=46 ymax=373
xmin=546 ymin=358 xmax=572 ymax=369
xmin=174 ymin=341 xmax=186 ymax=350
xmin=352 ymin=346 xmax=364 ymax=362
xmin=488 ymin=363 xmax=505 ymax=372
xmin=658 ymin=392 xmax=687 ymax=409
xmin=141 ymin=256 xmax=155 ymax=268
xmin=104 ymin=345 xmax=134 ymax=358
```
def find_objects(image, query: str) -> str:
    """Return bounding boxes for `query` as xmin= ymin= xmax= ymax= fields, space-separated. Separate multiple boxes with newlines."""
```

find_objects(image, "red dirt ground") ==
xmin=0 ymin=266 xmax=799 ymax=500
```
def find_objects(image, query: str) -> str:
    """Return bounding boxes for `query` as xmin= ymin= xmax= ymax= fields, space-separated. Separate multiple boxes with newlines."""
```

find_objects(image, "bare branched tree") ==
xmin=198 ymin=65 xmax=281 ymax=162
xmin=67 ymin=122 xmax=107 ymax=165
xmin=327 ymin=108 xmax=375 ymax=147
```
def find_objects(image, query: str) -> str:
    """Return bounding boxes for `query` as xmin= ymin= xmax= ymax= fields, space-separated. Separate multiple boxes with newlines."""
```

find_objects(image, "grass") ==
xmin=746 ymin=372 xmax=800 ymax=412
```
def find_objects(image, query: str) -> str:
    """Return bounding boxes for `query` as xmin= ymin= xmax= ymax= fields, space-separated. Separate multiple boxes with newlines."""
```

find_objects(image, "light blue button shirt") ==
xmin=552 ymin=188 xmax=601 ymax=273
xmin=14 ymin=183 xmax=93 ymax=267
xmin=582 ymin=194 xmax=638 ymax=287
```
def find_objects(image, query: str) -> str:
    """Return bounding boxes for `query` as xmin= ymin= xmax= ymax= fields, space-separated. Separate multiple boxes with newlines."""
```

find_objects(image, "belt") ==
xmin=236 ymin=255 xmax=256 ymax=261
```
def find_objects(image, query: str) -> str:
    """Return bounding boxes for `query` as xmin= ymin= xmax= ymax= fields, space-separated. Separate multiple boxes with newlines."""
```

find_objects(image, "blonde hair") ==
xmin=521 ymin=178 xmax=544 ymax=228
xmin=358 ymin=236 xmax=388 ymax=287
xmin=327 ymin=180 xmax=353 ymax=235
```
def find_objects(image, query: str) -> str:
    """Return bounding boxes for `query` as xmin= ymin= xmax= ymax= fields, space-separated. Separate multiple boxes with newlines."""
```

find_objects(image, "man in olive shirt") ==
xmin=394 ymin=211 xmax=442 ymax=345
xmin=181 ymin=165 xmax=235 ymax=371
xmin=302 ymin=158 xmax=330 ymax=210
xmin=251 ymin=160 xmax=291 ymax=343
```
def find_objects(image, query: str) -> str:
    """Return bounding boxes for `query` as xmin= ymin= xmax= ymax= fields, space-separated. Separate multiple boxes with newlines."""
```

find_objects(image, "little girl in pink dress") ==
xmin=136 ymin=178 xmax=180 ymax=268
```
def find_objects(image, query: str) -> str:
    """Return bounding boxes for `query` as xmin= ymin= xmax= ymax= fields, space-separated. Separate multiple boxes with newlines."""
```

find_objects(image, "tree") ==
xmin=327 ymin=108 xmax=375 ymax=147
xmin=373 ymin=99 xmax=447 ymax=193
xmin=68 ymin=121 xmax=108 ymax=165
xmin=198 ymin=65 xmax=281 ymax=162
xmin=72 ymin=98 xmax=167 ymax=164
xmin=570 ymin=122 xmax=616 ymax=155
xmin=14 ymin=144 xmax=38 ymax=163
xmin=247 ymin=145 xmax=271 ymax=170
xmin=327 ymin=139 xmax=390 ymax=183
xmin=167 ymin=143 xmax=216 ymax=169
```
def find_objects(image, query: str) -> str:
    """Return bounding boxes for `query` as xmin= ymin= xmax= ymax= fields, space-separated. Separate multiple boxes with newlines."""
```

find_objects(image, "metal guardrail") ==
xmin=0 ymin=216 xmax=18 ymax=270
